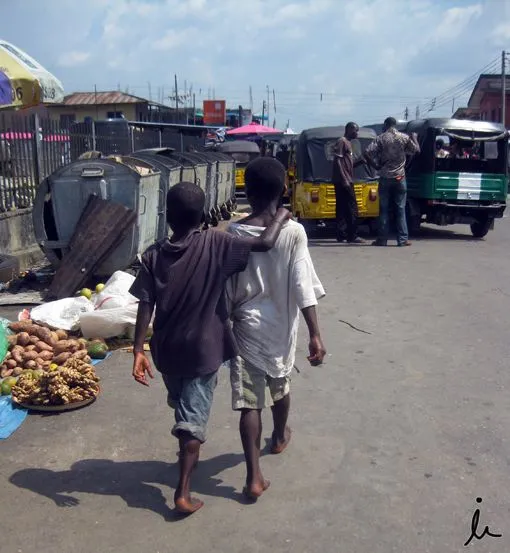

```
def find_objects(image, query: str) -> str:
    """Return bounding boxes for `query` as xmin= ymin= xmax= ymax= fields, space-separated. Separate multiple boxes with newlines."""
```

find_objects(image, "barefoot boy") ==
xmin=225 ymin=158 xmax=326 ymax=499
xmin=129 ymin=182 xmax=290 ymax=514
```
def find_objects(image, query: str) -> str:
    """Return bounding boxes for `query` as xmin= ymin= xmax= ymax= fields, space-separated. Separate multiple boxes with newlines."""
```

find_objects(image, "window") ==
xmin=107 ymin=111 xmax=124 ymax=119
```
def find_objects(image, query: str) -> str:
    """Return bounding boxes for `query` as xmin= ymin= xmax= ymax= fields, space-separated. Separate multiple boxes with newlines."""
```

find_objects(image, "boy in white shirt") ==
xmin=226 ymin=157 xmax=326 ymax=500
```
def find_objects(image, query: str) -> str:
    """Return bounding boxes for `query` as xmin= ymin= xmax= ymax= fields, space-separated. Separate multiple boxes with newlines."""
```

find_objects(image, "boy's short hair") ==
xmin=166 ymin=182 xmax=205 ymax=228
xmin=245 ymin=157 xmax=286 ymax=202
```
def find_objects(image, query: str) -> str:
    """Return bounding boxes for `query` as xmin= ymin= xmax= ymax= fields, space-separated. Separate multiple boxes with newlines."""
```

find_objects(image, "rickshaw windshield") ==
xmin=302 ymin=137 xmax=377 ymax=182
xmin=230 ymin=152 xmax=259 ymax=165
xmin=433 ymin=131 xmax=507 ymax=174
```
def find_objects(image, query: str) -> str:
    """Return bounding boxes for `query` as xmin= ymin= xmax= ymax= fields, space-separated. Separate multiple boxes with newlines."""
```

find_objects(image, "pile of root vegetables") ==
xmin=1 ymin=320 xmax=100 ymax=407
xmin=0 ymin=320 xmax=92 ymax=378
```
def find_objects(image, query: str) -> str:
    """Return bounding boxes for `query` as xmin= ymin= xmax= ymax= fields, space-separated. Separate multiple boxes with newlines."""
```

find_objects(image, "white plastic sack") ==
xmin=30 ymin=296 xmax=94 ymax=331
xmin=80 ymin=270 xmax=150 ymax=339
xmin=80 ymin=303 xmax=140 ymax=339
xmin=93 ymin=271 xmax=137 ymax=310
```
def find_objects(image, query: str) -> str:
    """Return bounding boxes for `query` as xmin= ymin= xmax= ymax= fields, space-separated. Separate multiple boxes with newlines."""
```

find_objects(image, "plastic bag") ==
xmin=93 ymin=271 xmax=137 ymax=310
xmin=30 ymin=297 xmax=94 ymax=331
xmin=80 ymin=270 xmax=146 ymax=338
xmin=0 ymin=318 xmax=9 ymax=365
xmin=80 ymin=302 xmax=141 ymax=339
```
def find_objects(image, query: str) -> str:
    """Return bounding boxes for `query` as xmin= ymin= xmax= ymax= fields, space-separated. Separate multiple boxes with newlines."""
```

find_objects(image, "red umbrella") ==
xmin=227 ymin=122 xmax=282 ymax=135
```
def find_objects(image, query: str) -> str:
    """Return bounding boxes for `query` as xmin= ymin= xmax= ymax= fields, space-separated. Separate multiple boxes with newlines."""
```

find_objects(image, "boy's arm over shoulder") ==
xmin=219 ymin=208 xmax=292 ymax=278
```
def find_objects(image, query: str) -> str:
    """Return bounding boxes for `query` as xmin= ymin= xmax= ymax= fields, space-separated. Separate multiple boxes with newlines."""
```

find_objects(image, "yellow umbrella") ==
xmin=0 ymin=40 xmax=64 ymax=109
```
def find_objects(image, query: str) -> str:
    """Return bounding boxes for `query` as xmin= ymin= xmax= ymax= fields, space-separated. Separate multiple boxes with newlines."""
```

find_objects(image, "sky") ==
xmin=1 ymin=0 xmax=509 ymax=131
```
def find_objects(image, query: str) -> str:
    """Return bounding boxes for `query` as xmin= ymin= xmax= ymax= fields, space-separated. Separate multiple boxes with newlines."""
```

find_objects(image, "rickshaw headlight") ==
xmin=369 ymin=188 xmax=377 ymax=201
xmin=311 ymin=190 xmax=320 ymax=203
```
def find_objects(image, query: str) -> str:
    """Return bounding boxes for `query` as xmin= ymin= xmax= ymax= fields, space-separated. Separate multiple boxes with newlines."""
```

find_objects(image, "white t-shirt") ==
xmin=225 ymin=219 xmax=325 ymax=378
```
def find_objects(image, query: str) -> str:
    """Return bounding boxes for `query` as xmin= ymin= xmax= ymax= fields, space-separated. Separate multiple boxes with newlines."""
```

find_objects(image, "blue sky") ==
xmin=1 ymin=0 xmax=509 ymax=130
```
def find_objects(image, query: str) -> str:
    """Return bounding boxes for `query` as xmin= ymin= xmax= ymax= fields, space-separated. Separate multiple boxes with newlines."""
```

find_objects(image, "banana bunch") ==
xmin=12 ymin=358 xmax=100 ymax=406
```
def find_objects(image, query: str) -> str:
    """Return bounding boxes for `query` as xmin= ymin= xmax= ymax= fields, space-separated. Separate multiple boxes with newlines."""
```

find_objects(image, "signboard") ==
xmin=203 ymin=100 xmax=226 ymax=125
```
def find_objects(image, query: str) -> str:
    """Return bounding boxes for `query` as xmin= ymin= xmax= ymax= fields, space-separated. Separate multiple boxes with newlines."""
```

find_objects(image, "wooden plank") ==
xmin=47 ymin=195 xmax=136 ymax=300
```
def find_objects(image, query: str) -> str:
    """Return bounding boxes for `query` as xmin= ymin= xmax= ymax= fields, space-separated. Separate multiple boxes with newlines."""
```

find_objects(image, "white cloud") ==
xmin=433 ymin=4 xmax=483 ymax=42
xmin=492 ymin=22 xmax=510 ymax=44
xmin=153 ymin=28 xmax=195 ymax=51
xmin=58 ymin=51 xmax=90 ymax=67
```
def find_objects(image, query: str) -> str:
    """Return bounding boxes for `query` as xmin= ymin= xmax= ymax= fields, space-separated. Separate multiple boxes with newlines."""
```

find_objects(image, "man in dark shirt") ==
xmin=332 ymin=122 xmax=365 ymax=243
xmin=129 ymin=182 xmax=290 ymax=514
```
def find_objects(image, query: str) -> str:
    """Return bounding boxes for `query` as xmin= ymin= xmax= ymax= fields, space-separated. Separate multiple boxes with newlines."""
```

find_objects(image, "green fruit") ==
xmin=1 ymin=376 xmax=17 ymax=395
xmin=87 ymin=341 xmax=108 ymax=359
xmin=80 ymin=288 xmax=93 ymax=300
xmin=95 ymin=283 xmax=105 ymax=293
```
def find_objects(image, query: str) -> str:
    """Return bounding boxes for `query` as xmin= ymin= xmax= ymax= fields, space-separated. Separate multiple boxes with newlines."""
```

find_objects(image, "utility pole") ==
xmin=193 ymin=93 xmax=196 ymax=125
xmin=262 ymin=100 xmax=266 ymax=124
xmin=273 ymin=89 xmax=276 ymax=128
xmin=502 ymin=50 xmax=507 ymax=127
xmin=174 ymin=74 xmax=179 ymax=123
xmin=416 ymin=106 xmax=420 ymax=119
xmin=249 ymin=86 xmax=253 ymax=112
xmin=404 ymin=107 xmax=409 ymax=120
xmin=148 ymin=81 xmax=152 ymax=102
xmin=266 ymin=85 xmax=270 ymax=125
xmin=452 ymin=97 xmax=455 ymax=115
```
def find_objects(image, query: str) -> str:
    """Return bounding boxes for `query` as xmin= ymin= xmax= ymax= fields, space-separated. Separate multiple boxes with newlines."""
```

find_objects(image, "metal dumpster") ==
xmin=129 ymin=152 xmax=182 ymax=240
xmin=212 ymin=151 xmax=236 ymax=217
xmin=191 ymin=152 xmax=220 ymax=223
xmin=32 ymin=158 xmax=160 ymax=276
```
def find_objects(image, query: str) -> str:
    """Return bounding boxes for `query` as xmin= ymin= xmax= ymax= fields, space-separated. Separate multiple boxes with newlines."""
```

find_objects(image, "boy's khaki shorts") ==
xmin=230 ymin=356 xmax=290 ymax=411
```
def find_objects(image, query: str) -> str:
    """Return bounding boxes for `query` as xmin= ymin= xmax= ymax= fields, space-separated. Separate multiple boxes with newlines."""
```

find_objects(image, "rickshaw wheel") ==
xmin=470 ymin=217 xmax=491 ymax=238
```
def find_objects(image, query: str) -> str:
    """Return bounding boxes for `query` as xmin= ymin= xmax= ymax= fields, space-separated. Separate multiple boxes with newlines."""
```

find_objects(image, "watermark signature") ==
xmin=464 ymin=498 xmax=502 ymax=547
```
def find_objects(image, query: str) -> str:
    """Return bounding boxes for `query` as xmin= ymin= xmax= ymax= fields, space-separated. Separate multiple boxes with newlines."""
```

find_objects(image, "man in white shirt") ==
xmin=226 ymin=158 xmax=326 ymax=500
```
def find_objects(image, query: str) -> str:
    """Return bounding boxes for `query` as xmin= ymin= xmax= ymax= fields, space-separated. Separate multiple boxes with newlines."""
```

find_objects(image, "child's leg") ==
xmin=175 ymin=433 xmax=202 ymax=513
xmin=269 ymin=376 xmax=292 ymax=454
xmin=162 ymin=371 xmax=218 ymax=513
xmin=240 ymin=408 xmax=269 ymax=498
xmin=230 ymin=357 xmax=270 ymax=498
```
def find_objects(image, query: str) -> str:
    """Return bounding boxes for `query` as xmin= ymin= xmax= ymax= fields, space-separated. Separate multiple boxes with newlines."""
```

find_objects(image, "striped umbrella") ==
xmin=0 ymin=40 xmax=64 ymax=109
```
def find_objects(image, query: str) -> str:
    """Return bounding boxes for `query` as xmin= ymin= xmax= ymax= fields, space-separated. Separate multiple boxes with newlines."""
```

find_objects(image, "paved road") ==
xmin=2 ymin=218 xmax=510 ymax=553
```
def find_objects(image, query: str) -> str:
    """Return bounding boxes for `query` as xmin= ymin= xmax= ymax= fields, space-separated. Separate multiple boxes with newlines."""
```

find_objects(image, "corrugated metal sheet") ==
xmin=63 ymin=91 xmax=147 ymax=106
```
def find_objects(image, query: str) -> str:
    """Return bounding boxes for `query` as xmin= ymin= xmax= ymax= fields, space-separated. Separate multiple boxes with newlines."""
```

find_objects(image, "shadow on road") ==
xmin=307 ymin=225 xmax=483 ymax=246
xmin=9 ymin=454 xmax=246 ymax=521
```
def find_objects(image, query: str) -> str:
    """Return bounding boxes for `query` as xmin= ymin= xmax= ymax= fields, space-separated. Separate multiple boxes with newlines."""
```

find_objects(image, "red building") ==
xmin=454 ymin=74 xmax=510 ymax=127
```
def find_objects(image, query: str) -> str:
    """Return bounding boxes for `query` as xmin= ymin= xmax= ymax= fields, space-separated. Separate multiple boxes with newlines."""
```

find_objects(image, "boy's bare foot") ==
xmin=243 ymin=478 xmax=270 ymax=500
xmin=271 ymin=426 xmax=292 ymax=454
xmin=174 ymin=494 xmax=204 ymax=514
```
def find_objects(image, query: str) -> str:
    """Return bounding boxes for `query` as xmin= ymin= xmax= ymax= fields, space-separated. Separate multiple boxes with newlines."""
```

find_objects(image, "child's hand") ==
xmin=132 ymin=352 xmax=154 ymax=386
xmin=276 ymin=207 xmax=293 ymax=221
xmin=307 ymin=335 xmax=326 ymax=366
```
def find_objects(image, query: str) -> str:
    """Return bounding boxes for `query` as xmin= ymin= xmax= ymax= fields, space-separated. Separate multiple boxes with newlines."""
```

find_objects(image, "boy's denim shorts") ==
xmin=161 ymin=371 xmax=218 ymax=443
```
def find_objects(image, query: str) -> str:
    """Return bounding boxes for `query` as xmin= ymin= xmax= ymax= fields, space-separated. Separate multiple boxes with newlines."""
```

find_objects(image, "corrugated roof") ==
xmin=62 ymin=91 xmax=149 ymax=106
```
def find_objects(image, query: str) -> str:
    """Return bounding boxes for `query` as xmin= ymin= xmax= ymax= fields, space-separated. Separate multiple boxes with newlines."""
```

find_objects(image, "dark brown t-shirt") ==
xmin=129 ymin=230 xmax=251 ymax=378
xmin=331 ymin=137 xmax=354 ymax=186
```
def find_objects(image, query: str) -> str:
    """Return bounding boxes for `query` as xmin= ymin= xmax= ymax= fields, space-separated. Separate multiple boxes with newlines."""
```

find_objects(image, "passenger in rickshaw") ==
xmin=435 ymin=139 xmax=448 ymax=158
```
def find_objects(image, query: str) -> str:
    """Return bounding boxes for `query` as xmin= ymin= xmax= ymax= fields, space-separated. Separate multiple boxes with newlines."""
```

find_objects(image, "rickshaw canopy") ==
xmin=297 ymin=126 xmax=377 ymax=183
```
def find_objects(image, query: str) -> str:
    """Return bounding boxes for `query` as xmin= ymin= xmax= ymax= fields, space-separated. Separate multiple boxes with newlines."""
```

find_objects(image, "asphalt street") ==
xmin=2 ymin=217 xmax=510 ymax=553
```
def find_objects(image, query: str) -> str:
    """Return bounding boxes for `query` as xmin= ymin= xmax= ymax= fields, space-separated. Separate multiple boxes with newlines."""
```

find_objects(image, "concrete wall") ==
xmin=0 ymin=208 xmax=44 ymax=271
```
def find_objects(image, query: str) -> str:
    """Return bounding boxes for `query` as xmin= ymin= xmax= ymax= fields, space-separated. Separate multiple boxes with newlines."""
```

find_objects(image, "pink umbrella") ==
xmin=227 ymin=122 xmax=282 ymax=135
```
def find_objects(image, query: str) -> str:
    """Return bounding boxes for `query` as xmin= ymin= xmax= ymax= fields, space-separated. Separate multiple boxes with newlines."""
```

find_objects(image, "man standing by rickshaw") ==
xmin=332 ymin=122 xmax=365 ymax=243
xmin=365 ymin=117 xmax=420 ymax=247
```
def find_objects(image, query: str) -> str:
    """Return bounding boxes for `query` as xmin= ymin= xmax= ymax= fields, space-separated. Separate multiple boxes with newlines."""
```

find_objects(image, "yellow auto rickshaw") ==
xmin=215 ymin=140 xmax=261 ymax=195
xmin=292 ymin=126 xmax=379 ymax=232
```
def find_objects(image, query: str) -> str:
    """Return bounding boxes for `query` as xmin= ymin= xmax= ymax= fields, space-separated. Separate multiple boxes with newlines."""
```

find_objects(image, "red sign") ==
xmin=203 ymin=100 xmax=226 ymax=125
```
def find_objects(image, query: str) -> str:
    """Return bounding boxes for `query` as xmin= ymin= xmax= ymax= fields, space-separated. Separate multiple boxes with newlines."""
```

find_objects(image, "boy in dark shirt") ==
xmin=129 ymin=182 xmax=290 ymax=514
